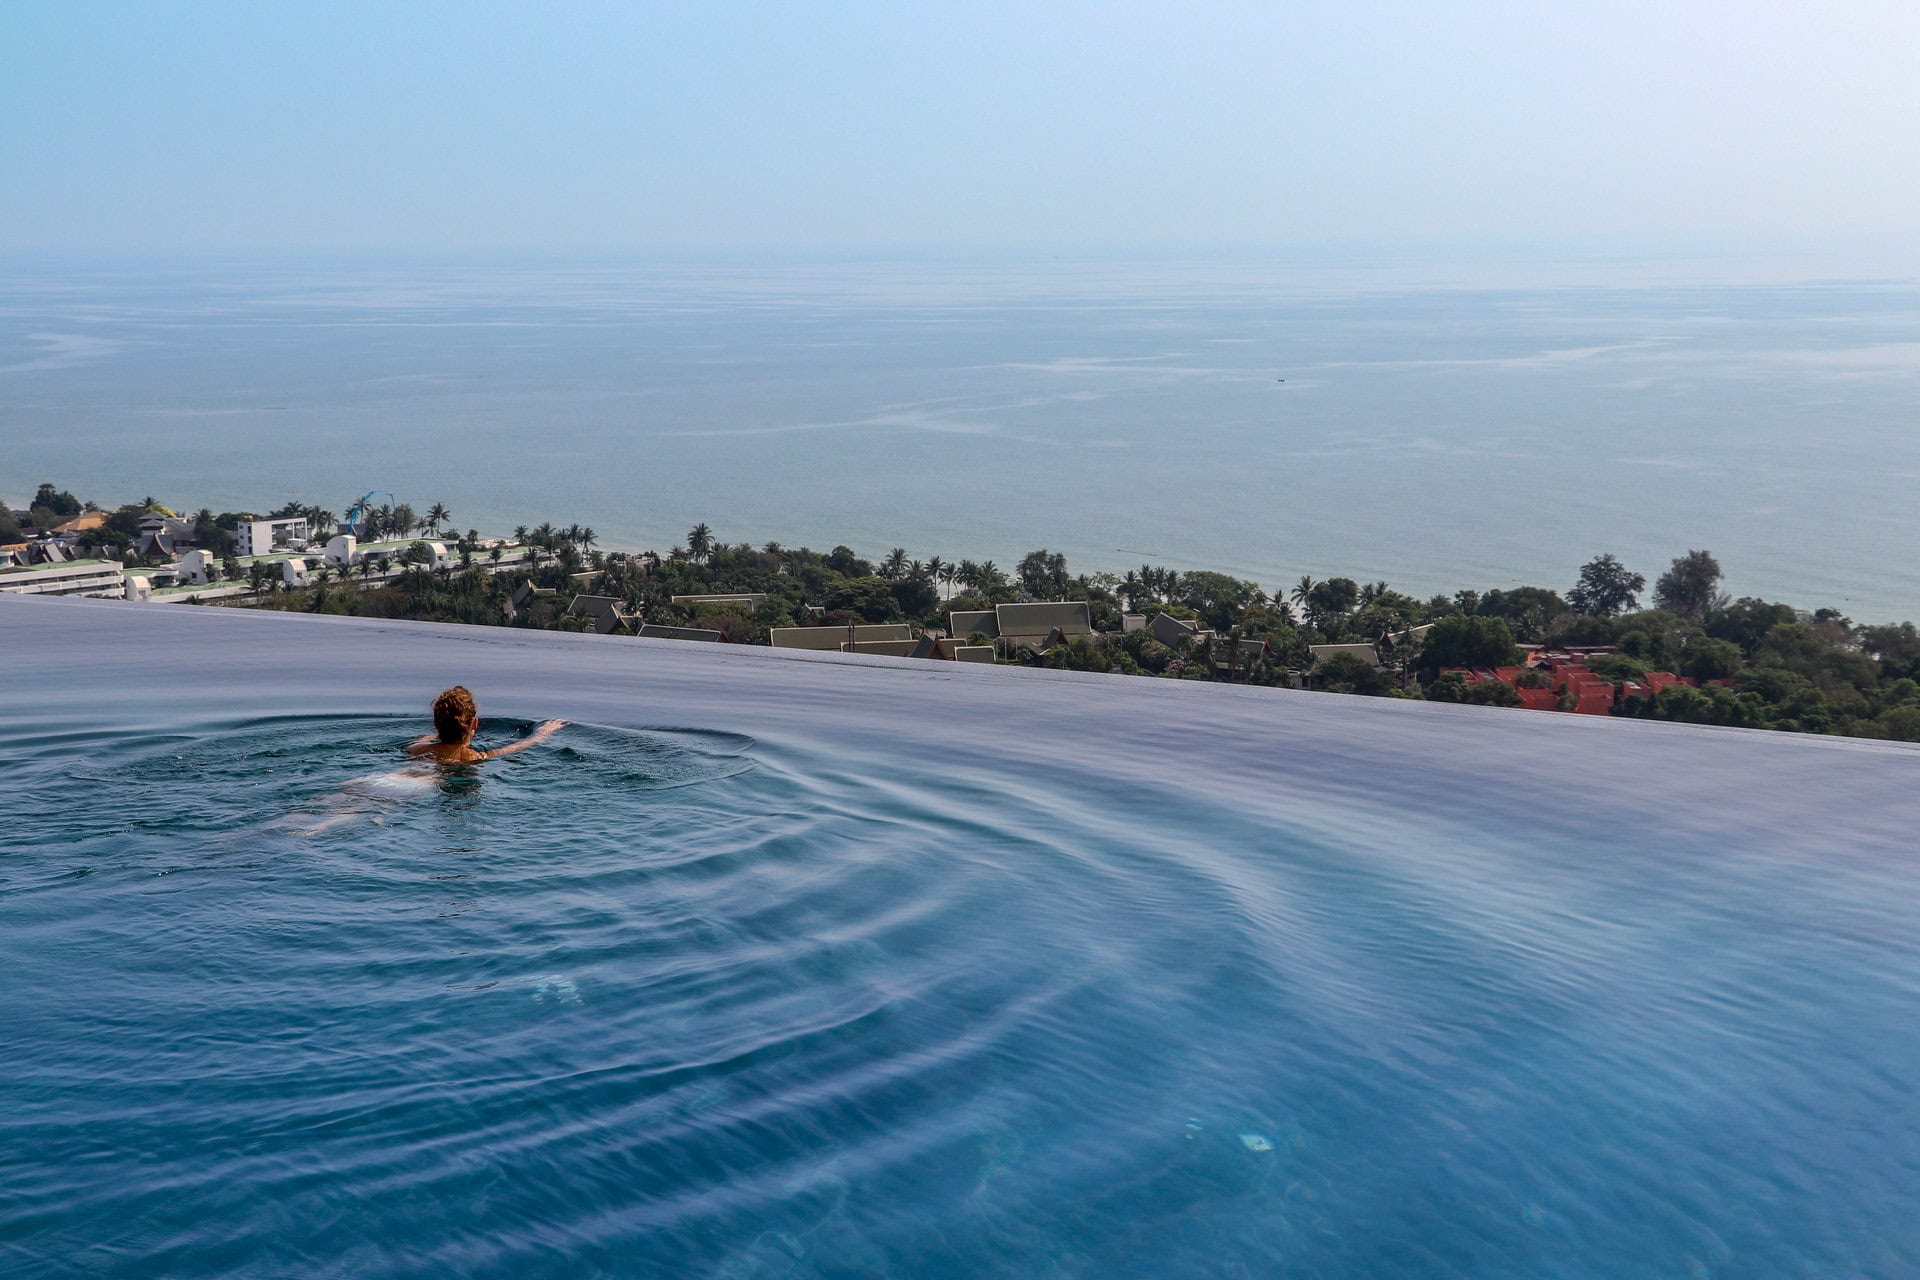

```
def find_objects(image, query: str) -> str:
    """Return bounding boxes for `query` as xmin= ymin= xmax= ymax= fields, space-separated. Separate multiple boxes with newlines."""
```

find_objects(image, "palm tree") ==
xmin=513 ymin=524 xmax=529 ymax=544
xmin=533 ymin=522 xmax=557 ymax=550
xmin=564 ymin=523 xmax=583 ymax=550
xmin=1138 ymin=564 xmax=1159 ymax=602
xmin=578 ymin=527 xmax=596 ymax=555
xmin=425 ymin=502 xmax=450 ymax=535
xmin=882 ymin=547 xmax=909 ymax=580
xmin=687 ymin=522 xmax=714 ymax=563
xmin=1291 ymin=575 xmax=1316 ymax=614
xmin=957 ymin=560 xmax=980 ymax=595
xmin=1121 ymin=570 xmax=1143 ymax=611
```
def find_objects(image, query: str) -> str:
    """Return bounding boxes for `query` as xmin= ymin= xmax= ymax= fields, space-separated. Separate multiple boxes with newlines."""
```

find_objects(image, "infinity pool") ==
xmin=4 ymin=597 xmax=1918 ymax=1278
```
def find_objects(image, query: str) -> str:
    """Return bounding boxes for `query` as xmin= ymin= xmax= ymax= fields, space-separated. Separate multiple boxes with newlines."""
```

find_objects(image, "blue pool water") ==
xmin=4 ymin=597 xmax=1920 ymax=1278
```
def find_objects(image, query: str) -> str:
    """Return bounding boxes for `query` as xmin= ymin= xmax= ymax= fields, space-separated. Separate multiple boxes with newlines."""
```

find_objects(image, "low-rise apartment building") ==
xmin=234 ymin=516 xmax=310 ymax=557
xmin=0 ymin=558 xmax=127 ymax=597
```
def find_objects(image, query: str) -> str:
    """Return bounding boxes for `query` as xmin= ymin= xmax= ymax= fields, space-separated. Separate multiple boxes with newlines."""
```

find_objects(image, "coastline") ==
xmin=8 ymin=486 xmax=1918 ymax=746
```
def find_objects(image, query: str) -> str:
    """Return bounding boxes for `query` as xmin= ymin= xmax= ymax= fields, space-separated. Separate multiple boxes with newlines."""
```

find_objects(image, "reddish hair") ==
xmin=432 ymin=685 xmax=477 ymax=741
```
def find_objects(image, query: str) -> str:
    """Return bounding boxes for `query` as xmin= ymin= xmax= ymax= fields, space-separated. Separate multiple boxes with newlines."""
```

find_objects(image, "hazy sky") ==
xmin=5 ymin=1 xmax=1918 ymax=253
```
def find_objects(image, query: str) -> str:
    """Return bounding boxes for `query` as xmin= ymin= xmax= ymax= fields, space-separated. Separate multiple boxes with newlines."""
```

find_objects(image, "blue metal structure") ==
xmin=342 ymin=491 xmax=395 ymax=538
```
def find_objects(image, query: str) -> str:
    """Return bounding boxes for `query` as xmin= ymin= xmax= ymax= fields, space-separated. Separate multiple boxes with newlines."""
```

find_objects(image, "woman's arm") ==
xmin=480 ymin=719 xmax=567 ymax=760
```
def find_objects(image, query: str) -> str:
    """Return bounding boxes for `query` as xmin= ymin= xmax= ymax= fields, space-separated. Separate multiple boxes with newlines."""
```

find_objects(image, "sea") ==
xmin=4 ymin=248 xmax=1918 ymax=619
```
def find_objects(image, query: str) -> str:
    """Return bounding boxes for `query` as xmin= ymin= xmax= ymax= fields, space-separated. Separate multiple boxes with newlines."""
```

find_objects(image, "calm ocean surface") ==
xmin=4 ymin=596 xmax=1920 ymax=1277
xmin=4 ymin=251 xmax=1919 ymax=618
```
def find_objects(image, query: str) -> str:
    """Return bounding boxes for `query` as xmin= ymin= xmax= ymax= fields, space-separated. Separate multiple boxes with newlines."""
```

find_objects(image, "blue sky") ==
xmin=5 ymin=1 xmax=1918 ymax=253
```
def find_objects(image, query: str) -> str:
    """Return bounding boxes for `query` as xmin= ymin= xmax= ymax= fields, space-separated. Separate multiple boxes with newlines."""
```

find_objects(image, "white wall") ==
xmin=178 ymin=549 xmax=219 ymax=584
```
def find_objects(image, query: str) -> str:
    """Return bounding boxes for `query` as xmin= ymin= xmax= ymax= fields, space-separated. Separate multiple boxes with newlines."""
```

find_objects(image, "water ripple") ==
xmin=3 ymin=700 xmax=1919 ymax=1278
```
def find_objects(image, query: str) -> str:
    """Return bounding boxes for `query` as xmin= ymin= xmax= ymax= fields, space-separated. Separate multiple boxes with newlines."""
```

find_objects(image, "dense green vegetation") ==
xmin=252 ymin=524 xmax=1920 ymax=744
xmin=13 ymin=480 xmax=1919 ymax=743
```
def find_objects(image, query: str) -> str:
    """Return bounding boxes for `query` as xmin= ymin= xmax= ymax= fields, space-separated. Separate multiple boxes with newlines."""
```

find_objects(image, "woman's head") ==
xmin=432 ymin=685 xmax=478 ymax=742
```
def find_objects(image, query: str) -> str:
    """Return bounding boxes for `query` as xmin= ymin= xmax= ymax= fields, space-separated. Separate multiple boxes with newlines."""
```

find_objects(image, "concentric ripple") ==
xmin=4 ymin=694 xmax=1920 ymax=1278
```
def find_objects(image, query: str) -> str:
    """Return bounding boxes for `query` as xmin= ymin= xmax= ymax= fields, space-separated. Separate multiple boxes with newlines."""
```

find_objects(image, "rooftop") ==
xmin=0 ymin=557 xmax=120 ymax=573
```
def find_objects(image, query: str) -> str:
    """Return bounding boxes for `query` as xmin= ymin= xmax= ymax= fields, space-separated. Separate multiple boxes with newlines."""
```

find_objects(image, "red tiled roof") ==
xmin=1571 ymin=685 xmax=1615 ymax=715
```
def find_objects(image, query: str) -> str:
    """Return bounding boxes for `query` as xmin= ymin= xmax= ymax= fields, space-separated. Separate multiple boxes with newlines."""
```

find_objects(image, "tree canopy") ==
xmin=32 ymin=483 xmax=82 ymax=519
xmin=1568 ymin=553 xmax=1645 ymax=616
xmin=1475 ymin=586 xmax=1565 ymax=642
xmin=1418 ymin=615 xmax=1520 ymax=676
xmin=1654 ymin=550 xmax=1726 ymax=619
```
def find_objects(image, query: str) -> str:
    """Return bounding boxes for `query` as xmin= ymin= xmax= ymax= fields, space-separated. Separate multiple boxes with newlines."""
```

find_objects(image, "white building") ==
xmin=0 ymin=558 xmax=127 ymax=597
xmin=234 ymin=517 xmax=310 ymax=557
xmin=177 ymin=549 xmax=221 ymax=585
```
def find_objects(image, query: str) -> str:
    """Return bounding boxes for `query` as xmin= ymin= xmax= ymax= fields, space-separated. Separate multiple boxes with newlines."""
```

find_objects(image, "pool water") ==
xmin=4 ymin=597 xmax=1920 ymax=1278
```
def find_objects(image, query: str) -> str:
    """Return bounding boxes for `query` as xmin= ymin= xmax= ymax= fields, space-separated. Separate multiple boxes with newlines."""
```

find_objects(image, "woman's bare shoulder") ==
xmin=408 ymin=742 xmax=484 ymax=763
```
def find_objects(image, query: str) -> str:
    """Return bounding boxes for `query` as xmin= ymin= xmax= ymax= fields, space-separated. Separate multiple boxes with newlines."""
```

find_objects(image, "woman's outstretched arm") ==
xmin=480 ymin=719 xmax=567 ymax=759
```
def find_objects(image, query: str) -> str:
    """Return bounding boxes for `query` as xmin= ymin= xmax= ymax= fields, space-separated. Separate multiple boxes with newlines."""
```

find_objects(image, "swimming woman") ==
xmin=270 ymin=688 xmax=561 ymax=837
xmin=407 ymin=685 xmax=566 ymax=763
